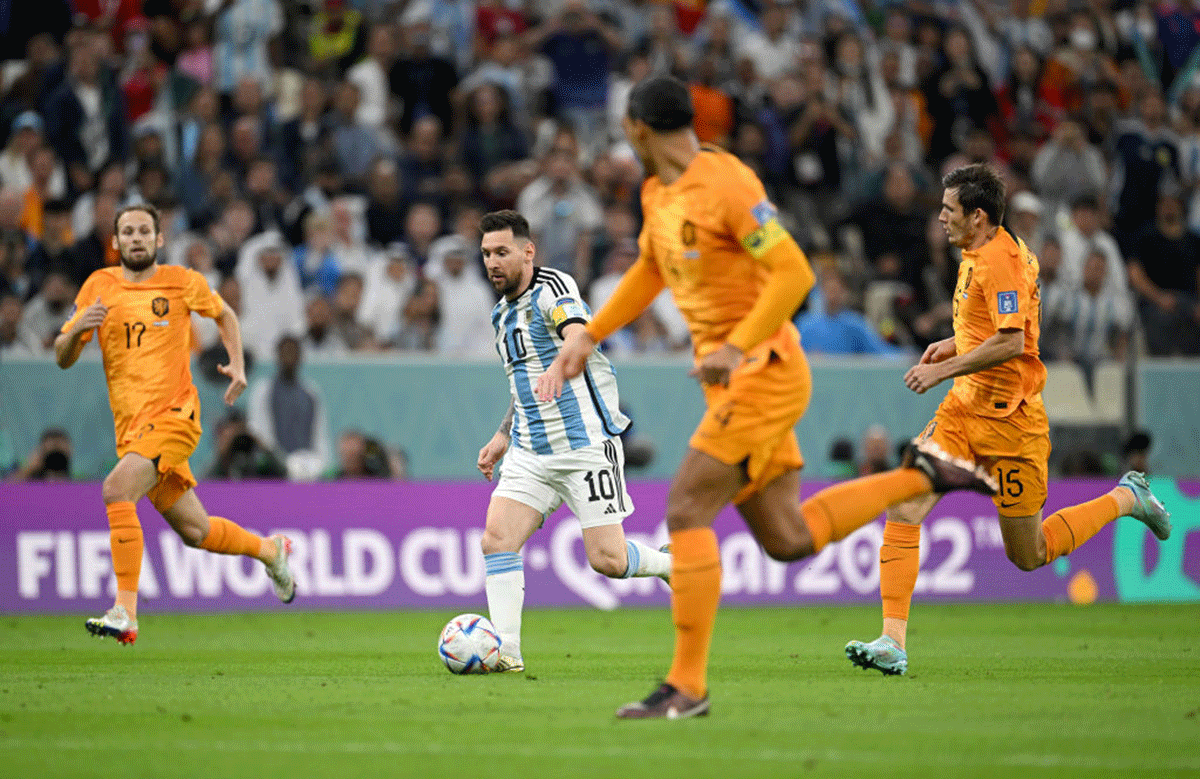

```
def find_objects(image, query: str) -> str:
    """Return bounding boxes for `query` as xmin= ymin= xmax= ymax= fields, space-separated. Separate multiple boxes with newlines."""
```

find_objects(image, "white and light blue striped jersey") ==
xmin=492 ymin=267 xmax=630 ymax=454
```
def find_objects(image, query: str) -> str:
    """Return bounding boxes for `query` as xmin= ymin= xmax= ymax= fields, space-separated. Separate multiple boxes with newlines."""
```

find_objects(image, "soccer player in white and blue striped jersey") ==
xmin=475 ymin=210 xmax=672 ymax=672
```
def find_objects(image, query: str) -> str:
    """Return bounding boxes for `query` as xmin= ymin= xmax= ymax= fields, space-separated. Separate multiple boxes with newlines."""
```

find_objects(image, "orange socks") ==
xmin=199 ymin=517 xmax=270 ymax=560
xmin=800 ymin=469 xmax=930 ymax=551
xmin=665 ymin=527 xmax=722 ymax=700
xmin=1042 ymin=495 xmax=1121 ymax=562
xmin=880 ymin=522 xmax=921 ymax=621
xmin=106 ymin=501 xmax=143 ymax=594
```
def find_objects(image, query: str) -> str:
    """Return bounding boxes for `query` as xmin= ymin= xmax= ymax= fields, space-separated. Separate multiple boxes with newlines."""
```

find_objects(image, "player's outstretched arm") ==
xmin=54 ymin=297 xmax=107 ymax=369
xmin=536 ymin=323 xmax=593 ymax=401
xmin=904 ymin=328 xmax=1022 ymax=394
xmin=214 ymin=306 xmax=248 ymax=405
xmin=477 ymin=401 xmax=514 ymax=481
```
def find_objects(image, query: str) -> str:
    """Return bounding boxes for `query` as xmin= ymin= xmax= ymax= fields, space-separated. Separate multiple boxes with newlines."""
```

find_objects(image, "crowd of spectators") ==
xmin=1 ymin=0 xmax=1200 ymax=372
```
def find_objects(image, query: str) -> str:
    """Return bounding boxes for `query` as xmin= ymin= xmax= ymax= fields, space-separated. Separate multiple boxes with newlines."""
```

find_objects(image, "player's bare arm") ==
xmin=536 ymin=323 xmax=592 ymax=401
xmin=54 ymin=297 xmax=107 ymax=369
xmin=919 ymin=337 xmax=957 ymax=365
xmin=477 ymin=401 xmax=514 ymax=481
xmin=904 ymin=328 xmax=1022 ymax=394
xmin=213 ymin=305 xmax=248 ymax=405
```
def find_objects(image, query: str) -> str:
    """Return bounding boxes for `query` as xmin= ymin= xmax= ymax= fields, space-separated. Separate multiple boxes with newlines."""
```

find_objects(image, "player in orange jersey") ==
xmin=55 ymin=204 xmax=296 ymax=645
xmin=539 ymin=75 xmax=997 ymax=719
xmin=840 ymin=164 xmax=1172 ymax=676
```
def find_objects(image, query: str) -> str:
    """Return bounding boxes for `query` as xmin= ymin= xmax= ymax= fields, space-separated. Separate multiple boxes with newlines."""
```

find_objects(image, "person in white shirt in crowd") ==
xmin=1032 ymin=120 xmax=1108 ymax=221
xmin=302 ymin=293 xmax=350 ymax=357
xmin=1043 ymin=246 xmax=1133 ymax=385
xmin=358 ymin=241 xmax=418 ymax=345
xmin=737 ymin=1 xmax=806 ymax=82
xmin=588 ymin=237 xmax=689 ymax=355
xmin=1008 ymin=191 xmax=1047 ymax=253
xmin=428 ymin=235 xmax=497 ymax=359
xmin=237 ymin=234 xmax=306 ymax=360
xmin=347 ymin=24 xmax=395 ymax=133
xmin=1059 ymin=193 xmax=1132 ymax=310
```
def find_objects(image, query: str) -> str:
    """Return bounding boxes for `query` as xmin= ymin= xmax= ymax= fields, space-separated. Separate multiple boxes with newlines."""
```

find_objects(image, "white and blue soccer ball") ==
xmin=438 ymin=614 xmax=502 ymax=674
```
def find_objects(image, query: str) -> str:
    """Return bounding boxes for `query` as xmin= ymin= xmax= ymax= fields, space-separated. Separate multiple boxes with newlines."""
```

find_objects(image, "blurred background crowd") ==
xmin=0 ymin=0 xmax=1196 ymax=480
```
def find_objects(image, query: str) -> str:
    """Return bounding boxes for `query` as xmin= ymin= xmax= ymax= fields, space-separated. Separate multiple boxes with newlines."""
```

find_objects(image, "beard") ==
xmin=121 ymin=247 xmax=158 ymax=271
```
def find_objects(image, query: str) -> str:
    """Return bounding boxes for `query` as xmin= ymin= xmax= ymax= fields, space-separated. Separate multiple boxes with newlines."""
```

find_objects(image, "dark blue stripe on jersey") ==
xmin=582 ymin=365 xmax=629 ymax=437
xmin=529 ymin=287 xmax=590 ymax=449
xmin=506 ymin=304 xmax=552 ymax=454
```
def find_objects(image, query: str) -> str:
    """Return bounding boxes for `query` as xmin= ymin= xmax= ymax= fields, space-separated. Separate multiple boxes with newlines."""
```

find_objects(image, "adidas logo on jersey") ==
xmin=604 ymin=504 xmax=618 ymax=515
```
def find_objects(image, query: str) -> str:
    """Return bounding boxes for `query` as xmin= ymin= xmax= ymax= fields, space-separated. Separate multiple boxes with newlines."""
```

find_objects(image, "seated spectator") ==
xmin=1007 ymin=191 xmax=1046 ymax=253
xmin=328 ymin=81 xmax=383 ymax=189
xmin=427 ymin=236 xmax=495 ymax=359
xmin=399 ymin=116 xmax=448 ymax=207
xmin=796 ymin=267 xmax=905 ymax=356
xmin=330 ymin=272 xmax=373 ymax=350
xmin=1031 ymin=120 xmax=1107 ymax=218
xmin=364 ymin=157 xmax=408 ymax=248
xmin=330 ymin=197 xmax=371 ymax=275
xmin=1043 ymin=247 xmax=1132 ymax=390
xmin=19 ymin=271 xmax=76 ymax=351
xmin=293 ymin=210 xmax=341 ymax=295
xmin=308 ymin=0 xmax=366 ymax=79
xmin=7 ymin=428 xmax=72 ymax=481
xmin=333 ymin=430 xmax=397 ymax=479
xmin=358 ymin=242 xmax=418 ymax=346
xmin=459 ymin=83 xmax=530 ymax=192
xmin=206 ymin=410 xmax=287 ymax=480
xmin=302 ymin=293 xmax=349 ymax=357
xmin=859 ymin=425 xmax=892 ymax=475
xmin=246 ymin=335 xmax=332 ymax=481
xmin=238 ymin=236 xmax=305 ymax=360
xmin=0 ymin=291 xmax=39 ymax=356
xmin=401 ymin=201 xmax=443 ymax=268
xmin=1126 ymin=193 xmax=1200 ymax=356
xmin=0 ymin=112 xmax=45 ymax=193
xmin=389 ymin=12 xmax=458 ymax=138
xmin=347 ymin=24 xmax=395 ymax=132
xmin=276 ymin=78 xmax=331 ymax=194
xmin=26 ymin=199 xmax=76 ymax=293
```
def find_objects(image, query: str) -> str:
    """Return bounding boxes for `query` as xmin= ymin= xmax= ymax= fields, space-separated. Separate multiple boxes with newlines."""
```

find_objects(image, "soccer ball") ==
xmin=438 ymin=614 xmax=502 ymax=674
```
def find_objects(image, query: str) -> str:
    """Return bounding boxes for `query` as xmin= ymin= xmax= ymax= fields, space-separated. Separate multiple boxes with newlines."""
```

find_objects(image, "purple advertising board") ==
xmin=2 ymin=478 xmax=1197 ymax=613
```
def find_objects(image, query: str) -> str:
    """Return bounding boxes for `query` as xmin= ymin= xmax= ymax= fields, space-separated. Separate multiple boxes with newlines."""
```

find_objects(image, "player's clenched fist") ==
xmin=73 ymin=297 xmax=108 ymax=332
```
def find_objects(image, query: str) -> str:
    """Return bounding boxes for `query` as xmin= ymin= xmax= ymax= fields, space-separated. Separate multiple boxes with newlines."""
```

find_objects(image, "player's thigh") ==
xmin=101 ymin=453 xmax=160 ymax=504
xmin=557 ymin=438 xmax=634 ymax=530
xmin=482 ymin=496 xmax=545 ymax=553
xmin=735 ymin=468 xmax=813 ymax=561
xmin=998 ymin=510 xmax=1047 ymax=571
xmin=159 ymin=488 xmax=211 ymax=547
xmin=666 ymin=447 xmax=747 ymax=532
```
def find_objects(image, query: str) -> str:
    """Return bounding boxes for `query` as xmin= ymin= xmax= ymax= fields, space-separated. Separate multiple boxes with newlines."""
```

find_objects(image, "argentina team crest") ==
xmin=151 ymin=297 xmax=169 ymax=317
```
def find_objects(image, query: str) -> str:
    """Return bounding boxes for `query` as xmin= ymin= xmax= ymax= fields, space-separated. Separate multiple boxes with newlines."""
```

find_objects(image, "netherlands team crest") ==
xmin=151 ymin=297 xmax=169 ymax=317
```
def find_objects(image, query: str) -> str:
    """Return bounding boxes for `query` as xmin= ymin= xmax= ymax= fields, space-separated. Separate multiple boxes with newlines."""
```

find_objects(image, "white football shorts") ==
xmin=493 ymin=438 xmax=634 ymax=528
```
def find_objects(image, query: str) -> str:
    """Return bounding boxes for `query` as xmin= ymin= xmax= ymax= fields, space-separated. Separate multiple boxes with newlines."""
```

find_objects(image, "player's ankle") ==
xmin=1109 ymin=485 xmax=1136 ymax=516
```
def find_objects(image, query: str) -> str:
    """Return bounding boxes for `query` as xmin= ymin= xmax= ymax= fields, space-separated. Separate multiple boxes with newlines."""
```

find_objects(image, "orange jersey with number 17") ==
xmin=60 ymin=265 xmax=224 ymax=447
xmin=638 ymin=146 xmax=802 ymax=357
xmin=949 ymin=227 xmax=1046 ymax=417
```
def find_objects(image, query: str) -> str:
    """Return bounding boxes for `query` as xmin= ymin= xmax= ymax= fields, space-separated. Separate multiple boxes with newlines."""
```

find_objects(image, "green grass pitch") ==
xmin=1 ymin=604 xmax=1197 ymax=779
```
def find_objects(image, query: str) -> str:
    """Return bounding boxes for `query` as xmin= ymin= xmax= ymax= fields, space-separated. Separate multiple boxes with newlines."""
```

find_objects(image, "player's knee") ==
xmin=760 ymin=532 xmax=814 ymax=562
xmin=176 ymin=524 xmax=206 ymax=548
xmin=101 ymin=473 xmax=132 ymax=505
xmin=480 ymin=526 xmax=517 ymax=556
xmin=1006 ymin=547 xmax=1044 ymax=571
xmin=588 ymin=546 xmax=627 ymax=578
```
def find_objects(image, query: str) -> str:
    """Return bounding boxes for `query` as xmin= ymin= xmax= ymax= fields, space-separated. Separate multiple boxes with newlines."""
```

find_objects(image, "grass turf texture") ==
xmin=1 ymin=605 xmax=1197 ymax=779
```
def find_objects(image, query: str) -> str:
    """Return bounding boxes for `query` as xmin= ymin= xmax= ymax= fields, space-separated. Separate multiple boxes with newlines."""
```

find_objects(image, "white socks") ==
xmin=621 ymin=539 xmax=671 ymax=579
xmin=484 ymin=552 xmax=524 ymax=660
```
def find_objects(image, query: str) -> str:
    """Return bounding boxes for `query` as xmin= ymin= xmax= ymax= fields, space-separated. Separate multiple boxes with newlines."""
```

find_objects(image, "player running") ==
xmin=475 ymin=209 xmax=672 ymax=673
xmin=55 ymin=204 xmax=295 ymax=645
xmin=840 ymin=164 xmax=1171 ymax=676
xmin=540 ymin=75 xmax=997 ymax=719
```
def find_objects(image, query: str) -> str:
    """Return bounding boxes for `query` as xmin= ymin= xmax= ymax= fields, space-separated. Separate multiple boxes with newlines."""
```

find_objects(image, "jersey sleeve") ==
xmin=183 ymin=268 xmax=225 ymax=319
xmin=977 ymin=252 xmax=1031 ymax=332
xmin=720 ymin=169 xmax=789 ymax=261
xmin=59 ymin=275 xmax=101 ymax=343
xmin=538 ymin=270 xmax=590 ymax=338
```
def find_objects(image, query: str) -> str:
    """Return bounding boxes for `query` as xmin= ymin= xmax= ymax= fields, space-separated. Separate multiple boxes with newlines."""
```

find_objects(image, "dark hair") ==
xmin=113 ymin=203 xmax=161 ymax=235
xmin=43 ymin=198 xmax=71 ymax=214
xmin=1070 ymin=192 xmax=1101 ymax=212
xmin=479 ymin=209 xmax=531 ymax=239
xmin=942 ymin=164 xmax=1005 ymax=226
xmin=626 ymin=74 xmax=694 ymax=132
xmin=1123 ymin=431 xmax=1151 ymax=455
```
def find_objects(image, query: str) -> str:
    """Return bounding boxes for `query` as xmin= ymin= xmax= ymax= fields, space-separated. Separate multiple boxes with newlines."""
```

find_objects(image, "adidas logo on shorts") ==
xmin=604 ymin=504 xmax=618 ymax=515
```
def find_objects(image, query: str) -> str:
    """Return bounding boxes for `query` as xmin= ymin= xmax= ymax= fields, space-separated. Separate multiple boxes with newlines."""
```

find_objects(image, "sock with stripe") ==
xmin=484 ymin=552 xmax=525 ymax=660
xmin=199 ymin=517 xmax=271 ymax=560
xmin=106 ymin=501 xmax=142 ymax=615
xmin=665 ymin=527 xmax=721 ymax=700
xmin=880 ymin=522 xmax=921 ymax=621
xmin=1041 ymin=494 xmax=1122 ymax=563
xmin=801 ymin=469 xmax=931 ymax=551
xmin=619 ymin=539 xmax=671 ymax=578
